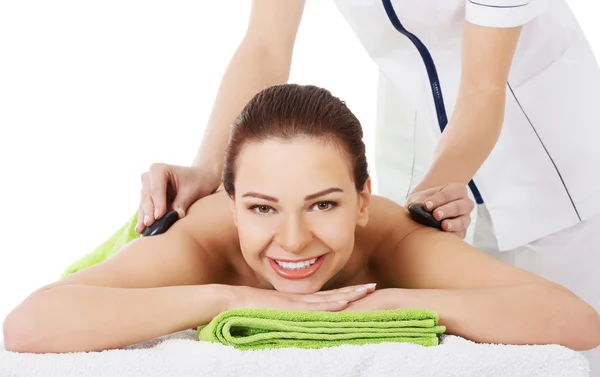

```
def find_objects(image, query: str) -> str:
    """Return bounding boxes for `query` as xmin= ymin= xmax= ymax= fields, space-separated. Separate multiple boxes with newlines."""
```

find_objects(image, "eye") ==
xmin=310 ymin=201 xmax=337 ymax=211
xmin=249 ymin=205 xmax=275 ymax=215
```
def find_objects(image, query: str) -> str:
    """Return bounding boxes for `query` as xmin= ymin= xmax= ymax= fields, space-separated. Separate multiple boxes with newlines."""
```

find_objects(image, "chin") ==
xmin=270 ymin=278 xmax=325 ymax=294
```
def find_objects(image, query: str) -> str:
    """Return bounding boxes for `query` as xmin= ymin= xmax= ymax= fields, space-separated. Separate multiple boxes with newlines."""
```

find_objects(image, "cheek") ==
xmin=312 ymin=207 xmax=357 ymax=255
xmin=235 ymin=207 xmax=275 ymax=258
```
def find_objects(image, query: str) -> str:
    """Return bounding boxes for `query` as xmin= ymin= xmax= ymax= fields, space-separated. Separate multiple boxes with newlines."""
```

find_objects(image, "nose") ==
xmin=274 ymin=213 xmax=313 ymax=254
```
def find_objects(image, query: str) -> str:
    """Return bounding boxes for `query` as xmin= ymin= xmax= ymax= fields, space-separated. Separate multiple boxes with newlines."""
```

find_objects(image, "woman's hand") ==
xmin=227 ymin=283 xmax=377 ymax=312
xmin=406 ymin=183 xmax=475 ymax=239
xmin=342 ymin=288 xmax=400 ymax=312
xmin=135 ymin=163 xmax=221 ymax=233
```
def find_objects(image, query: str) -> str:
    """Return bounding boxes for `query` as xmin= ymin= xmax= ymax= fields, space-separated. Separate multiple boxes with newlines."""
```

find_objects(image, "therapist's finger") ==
xmin=135 ymin=204 xmax=146 ymax=234
xmin=422 ymin=183 xmax=467 ymax=211
xmin=405 ymin=187 xmax=439 ymax=208
xmin=135 ymin=173 xmax=151 ymax=234
xmin=138 ymin=172 xmax=156 ymax=230
xmin=441 ymin=214 xmax=471 ymax=234
xmin=147 ymin=163 xmax=169 ymax=221
xmin=433 ymin=198 xmax=475 ymax=221
xmin=442 ymin=226 xmax=467 ymax=240
xmin=141 ymin=195 xmax=156 ymax=229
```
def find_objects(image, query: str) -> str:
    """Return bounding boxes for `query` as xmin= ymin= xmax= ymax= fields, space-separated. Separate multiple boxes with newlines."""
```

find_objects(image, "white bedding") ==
xmin=0 ymin=331 xmax=590 ymax=377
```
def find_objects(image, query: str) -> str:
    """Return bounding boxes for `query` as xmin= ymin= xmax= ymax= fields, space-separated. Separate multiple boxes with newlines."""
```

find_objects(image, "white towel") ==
xmin=0 ymin=332 xmax=590 ymax=377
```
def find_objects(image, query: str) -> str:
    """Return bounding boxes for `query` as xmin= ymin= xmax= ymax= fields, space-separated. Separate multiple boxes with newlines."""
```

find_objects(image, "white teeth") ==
xmin=275 ymin=258 xmax=318 ymax=270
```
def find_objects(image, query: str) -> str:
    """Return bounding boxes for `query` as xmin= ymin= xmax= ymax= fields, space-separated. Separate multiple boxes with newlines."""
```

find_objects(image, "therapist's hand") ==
xmin=406 ymin=183 xmax=474 ymax=239
xmin=135 ymin=163 xmax=221 ymax=234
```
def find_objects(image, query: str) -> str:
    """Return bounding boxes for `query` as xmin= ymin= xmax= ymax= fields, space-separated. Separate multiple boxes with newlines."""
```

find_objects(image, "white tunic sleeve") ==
xmin=465 ymin=0 xmax=549 ymax=28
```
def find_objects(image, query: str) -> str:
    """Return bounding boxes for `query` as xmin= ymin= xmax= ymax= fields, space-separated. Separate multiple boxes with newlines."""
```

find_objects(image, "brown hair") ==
xmin=222 ymin=84 xmax=369 ymax=196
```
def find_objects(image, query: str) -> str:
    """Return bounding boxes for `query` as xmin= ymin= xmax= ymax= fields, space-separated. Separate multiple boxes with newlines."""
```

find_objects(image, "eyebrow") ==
xmin=241 ymin=192 xmax=278 ymax=202
xmin=241 ymin=187 xmax=344 ymax=202
xmin=304 ymin=187 xmax=344 ymax=201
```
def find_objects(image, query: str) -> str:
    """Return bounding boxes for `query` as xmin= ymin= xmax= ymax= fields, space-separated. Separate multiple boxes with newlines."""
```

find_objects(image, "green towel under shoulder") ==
xmin=198 ymin=308 xmax=446 ymax=350
xmin=60 ymin=213 xmax=141 ymax=279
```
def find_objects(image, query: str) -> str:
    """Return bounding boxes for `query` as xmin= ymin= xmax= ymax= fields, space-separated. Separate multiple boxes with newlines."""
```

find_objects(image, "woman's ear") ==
xmin=356 ymin=178 xmax=371 ymax=227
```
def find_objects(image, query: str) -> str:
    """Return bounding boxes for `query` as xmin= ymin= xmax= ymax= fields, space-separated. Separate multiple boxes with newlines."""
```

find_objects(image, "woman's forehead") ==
xmin=234 ymin=139 xmax=355 ymax=194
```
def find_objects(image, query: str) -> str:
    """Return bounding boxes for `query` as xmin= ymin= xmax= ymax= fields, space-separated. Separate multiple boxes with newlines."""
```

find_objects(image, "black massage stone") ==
xmin=408 ymin=203 xmax=443 ymax=230
xmin=142 ymin=210 xmax=180 ymax=237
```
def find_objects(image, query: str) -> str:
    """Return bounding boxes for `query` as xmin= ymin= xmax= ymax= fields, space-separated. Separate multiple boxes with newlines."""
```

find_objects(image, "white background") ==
xmin=0 ymin=0 xmax=597 ymax=331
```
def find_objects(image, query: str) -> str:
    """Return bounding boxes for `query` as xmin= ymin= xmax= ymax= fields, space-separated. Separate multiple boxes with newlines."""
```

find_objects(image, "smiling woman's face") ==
xmin=230 ymin=137 xmax=371 ymax=294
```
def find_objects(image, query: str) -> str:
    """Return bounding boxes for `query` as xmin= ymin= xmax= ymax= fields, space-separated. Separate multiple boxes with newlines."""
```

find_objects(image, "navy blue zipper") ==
xmin=382 ymin=0 xmax=484 ymax=204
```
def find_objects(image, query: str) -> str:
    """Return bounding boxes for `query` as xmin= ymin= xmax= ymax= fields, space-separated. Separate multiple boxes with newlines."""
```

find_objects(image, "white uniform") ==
xmin=333 ymin=0 xmax=600 ymax=373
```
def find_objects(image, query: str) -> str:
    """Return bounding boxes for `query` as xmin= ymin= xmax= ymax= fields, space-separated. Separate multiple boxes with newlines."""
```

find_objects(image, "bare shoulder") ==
xmin=356 ymin=194 xmax=422 ymax=252
xmin=40 ymin=191 xmax=238 ymax=292
xmin=183 ymin=190 xmax=240 ymax=255
xmin=365 ymin=196 xmax=547 ymax=290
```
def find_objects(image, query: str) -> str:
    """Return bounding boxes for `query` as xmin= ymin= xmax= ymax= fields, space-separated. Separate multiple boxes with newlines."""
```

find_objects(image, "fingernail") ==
xmin=355 ymin=286 xmax=367 ymax=293
xmin=364 ymin=283 xmax=377 ymax=289
xmin=437 ymin=210 xmax=444 ymax=219
xmin=446 ymin=222 xmax=453 ymax=230
xmin=143 ymin=215 xmax=149 ymax=225
xmin=425 ymin=201 xmax=433 ymax=210
xmin=154 ymin=209 xmax=160 ymax=219
xmin=409 ymin=197 xmax=421 ymax=204
xmin=337 ymin=300 xmax=349 ymax=304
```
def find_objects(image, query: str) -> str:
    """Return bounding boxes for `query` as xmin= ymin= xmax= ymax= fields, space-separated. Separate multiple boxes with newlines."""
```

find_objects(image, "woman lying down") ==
xmin=4 ymin=84 xmax=600 ymax=354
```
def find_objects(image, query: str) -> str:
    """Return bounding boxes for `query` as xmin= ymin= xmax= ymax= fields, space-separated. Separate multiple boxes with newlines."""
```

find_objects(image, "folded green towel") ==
xmin=198 ymin=308 xmax=446 ymax=350
xmin=60 ymin=213 xmax=141 ymax=279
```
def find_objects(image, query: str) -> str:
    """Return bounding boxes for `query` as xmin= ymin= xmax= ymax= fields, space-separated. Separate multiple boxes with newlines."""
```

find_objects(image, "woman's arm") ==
xmin=370 ymin=208 xmax=600 ymax=351
xmin=3 ymin=191 xmax=365 ymax=353
xmin=2 ymin=195 xmax=231 ymax=353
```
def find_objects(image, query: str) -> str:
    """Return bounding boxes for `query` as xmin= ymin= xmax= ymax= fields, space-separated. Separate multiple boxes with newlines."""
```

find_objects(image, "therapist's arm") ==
xmin=134 ymin=0 xmax=305 ymax=233
xmin=412 ymin=22 xmax=522 ymax=193
xmin=193 ymin=0 xmax=306 ymax=173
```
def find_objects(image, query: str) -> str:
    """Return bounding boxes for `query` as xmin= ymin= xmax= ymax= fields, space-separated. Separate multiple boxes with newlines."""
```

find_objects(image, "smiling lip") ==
xmin=268 ymin=255 xmax=321 ymax=263
xmin=268 ymin=255 xmax=326 ymax=280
